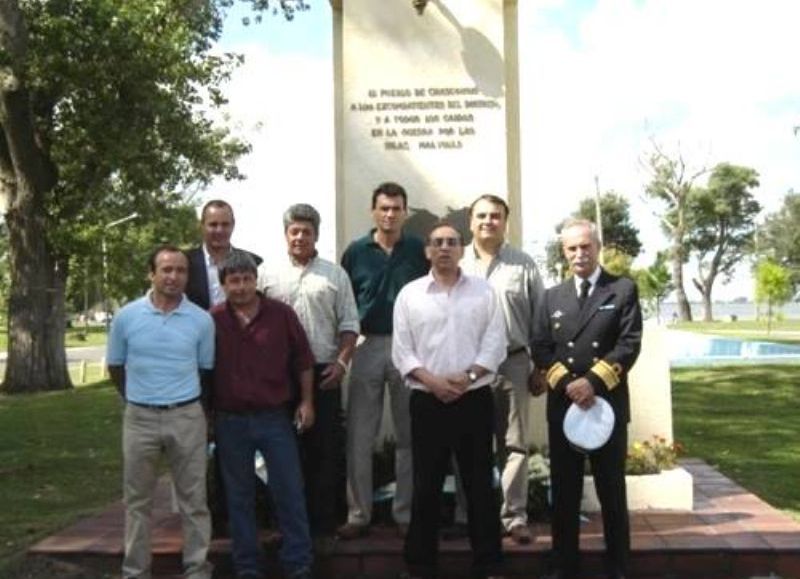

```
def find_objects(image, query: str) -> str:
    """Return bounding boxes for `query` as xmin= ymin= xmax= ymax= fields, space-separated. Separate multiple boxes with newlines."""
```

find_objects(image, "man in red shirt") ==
xmin=211 ymin=252 xmax=315 ymax=579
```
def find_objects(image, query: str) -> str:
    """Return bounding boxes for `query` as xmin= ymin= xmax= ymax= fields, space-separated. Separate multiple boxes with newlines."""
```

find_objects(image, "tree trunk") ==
xmin=0 ymin=31 xmax=72 ymax=393
xmin=2 ymin=204 xmax=71 ymax=393
xmin=670 ymin=241 xmax=692 ymax=321
xmin=701 ymin=287 xmax=713 ymax=322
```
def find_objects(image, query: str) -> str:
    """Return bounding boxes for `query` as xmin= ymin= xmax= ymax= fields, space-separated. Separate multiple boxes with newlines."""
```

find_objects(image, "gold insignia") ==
xmin=589 ymin=359 xmax=620 ymax=390
xmin=546 ymin=363 xmax=569 ymax=389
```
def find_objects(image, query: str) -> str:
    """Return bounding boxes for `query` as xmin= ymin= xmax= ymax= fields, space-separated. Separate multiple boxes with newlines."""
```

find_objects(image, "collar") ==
xmin=145 ymin=290 xmax=188 ymax=314
xmin=468 ymin=240 xmax=507 ymax=260
xmin=288 ymin=251 xmax=318 ymax=268
xmin=202 ymin=243 xmax=232 ymax=266
xmin=366 ymin=228 xmax=405 ymax=248
xmin=223 ymin=291 xmax=267 ymax=322
xmin=573 ymin=267 xmax=601 ymax=292
xmin=424 ymin=268 xmax=465 ymax=292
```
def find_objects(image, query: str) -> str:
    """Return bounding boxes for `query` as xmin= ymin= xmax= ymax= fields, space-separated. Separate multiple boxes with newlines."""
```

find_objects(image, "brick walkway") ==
xmin=29 ymin=459 xmax=800 ymax=578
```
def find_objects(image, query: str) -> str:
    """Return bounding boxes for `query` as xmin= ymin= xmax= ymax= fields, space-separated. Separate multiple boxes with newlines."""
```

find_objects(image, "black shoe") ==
xmin=440 ymin=522 xmax=468 ymax=541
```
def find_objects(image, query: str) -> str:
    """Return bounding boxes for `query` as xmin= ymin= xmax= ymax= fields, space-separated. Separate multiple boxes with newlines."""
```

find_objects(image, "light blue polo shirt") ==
xmin=106 ymin=292 xmax=215 ymax=405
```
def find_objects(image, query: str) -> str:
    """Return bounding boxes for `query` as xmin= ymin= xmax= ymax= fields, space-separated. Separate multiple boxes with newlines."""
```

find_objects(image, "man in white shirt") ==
xmin=258 ymin=203 xmax=360 ymax=539
xmin=392 ymin=222 xmax=508 ymax=579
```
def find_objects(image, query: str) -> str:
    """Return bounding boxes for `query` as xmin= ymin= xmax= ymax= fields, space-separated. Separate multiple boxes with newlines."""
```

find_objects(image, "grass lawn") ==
xmin=672 ymin=318 xmax=800 ymax=344
xmin=0 ymin=325 xmax=108 ymax=352
xmin=672 ymin=364 xmax=800 ymax=519
xmin=0 ymin=381 xmax=122 ymax=575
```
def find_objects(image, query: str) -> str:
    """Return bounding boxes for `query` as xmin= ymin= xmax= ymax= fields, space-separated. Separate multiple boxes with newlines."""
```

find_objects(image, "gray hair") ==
xmin=559 ymin=218 xmax=601 ymax=245
xmin=283 ymin=203 xmax=321 ymax=238
xmin=218 ymin=250 xmax=258 ymax=284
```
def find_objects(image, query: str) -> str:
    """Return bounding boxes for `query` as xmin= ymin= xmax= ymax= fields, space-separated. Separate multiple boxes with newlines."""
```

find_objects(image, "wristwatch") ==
xmin=467 ymin=369 xmax=479 ymax=383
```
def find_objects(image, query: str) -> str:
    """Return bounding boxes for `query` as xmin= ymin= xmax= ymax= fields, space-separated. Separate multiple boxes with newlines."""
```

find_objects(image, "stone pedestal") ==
xmin=332 ymin=0 xmax=521 ymax=245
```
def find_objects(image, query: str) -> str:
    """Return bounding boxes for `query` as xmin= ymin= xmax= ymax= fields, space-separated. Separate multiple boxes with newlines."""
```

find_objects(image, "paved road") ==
xmin=0 ymin=345 xmax=106 ymax=364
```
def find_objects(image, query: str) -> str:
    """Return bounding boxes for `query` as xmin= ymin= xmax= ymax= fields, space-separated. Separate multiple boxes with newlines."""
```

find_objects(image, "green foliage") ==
xmin=632 ymin=251 xmax=673 ymax=319
xmin=19 ymin=0 xmax=249 ymax=262
xmin=545 ymin=191 xmax=641 ymax=279
xmin=600 ymin=246 xmax=633 ymax=277
xmin=672 ymin=364 xmax=800 ymax=515
xmin=65 ymin=204 xmax=200 ymax=312
xmin=687 ymin=163 xmax=761 ymax=285
xmin=757 ymin=190 xmax=800 ymax=291
xmin=754 ymin=258 xmax=793 ymax=332
xmin=576 ymin=192 xmax=642 ymax=258
xmin=755 ymin=259 xmax=793 ymax=307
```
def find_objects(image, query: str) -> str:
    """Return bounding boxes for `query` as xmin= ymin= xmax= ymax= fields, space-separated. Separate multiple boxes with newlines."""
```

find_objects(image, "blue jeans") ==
xmin=215 ymin=408 xmax=312 ymax=576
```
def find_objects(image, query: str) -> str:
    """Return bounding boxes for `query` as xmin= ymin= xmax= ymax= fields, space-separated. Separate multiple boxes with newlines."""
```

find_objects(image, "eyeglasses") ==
xmin=429 ymin=237 xmax=461 ymax=248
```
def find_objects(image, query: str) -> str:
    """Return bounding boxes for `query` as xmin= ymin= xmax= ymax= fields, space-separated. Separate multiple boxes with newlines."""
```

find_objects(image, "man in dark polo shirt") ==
xmin=337 ymin=182 xmax=429 ymax=539
xmin=211 ymin=252 xmax=315 ymax=579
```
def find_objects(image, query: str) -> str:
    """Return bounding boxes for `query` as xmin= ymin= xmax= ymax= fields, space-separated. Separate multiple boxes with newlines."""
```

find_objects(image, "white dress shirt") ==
xmin=392 ymin=271 xmax=508 ymax=392
xmin=258 ymin=254 xmax=360 ymax=364
xmin=202 ymin=245 xmax=226 ymax=307
xmin=573 ymin=267 xmax=602 ymax=298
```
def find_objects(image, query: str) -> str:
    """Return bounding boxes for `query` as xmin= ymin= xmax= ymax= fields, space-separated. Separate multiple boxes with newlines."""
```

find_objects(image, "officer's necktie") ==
xmin=578 ymin=279 xmax=591 ymax=309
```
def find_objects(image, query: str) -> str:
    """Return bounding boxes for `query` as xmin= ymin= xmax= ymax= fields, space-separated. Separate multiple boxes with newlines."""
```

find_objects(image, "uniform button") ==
xmin=571 ymin=373 xmax=577 ymax=377
xmin=567 ymin=341 xmax=575 ymax=348
xmin=592 ymin=341 xmax=599 ymax=348
xmin=567 ymin=357 xmax=574 ymax=364
xmin=593 ymin=357 xmax=599 ymax=363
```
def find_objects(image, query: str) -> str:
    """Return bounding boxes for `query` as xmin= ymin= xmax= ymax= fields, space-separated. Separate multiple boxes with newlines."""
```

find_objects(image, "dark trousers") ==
xmin=297 ymin=364 xmax=346 ymax=535
xmin=548 ymin=418 xmax=629 ymax=577
xmin=405 ymin=386 xmax=502 ymax=579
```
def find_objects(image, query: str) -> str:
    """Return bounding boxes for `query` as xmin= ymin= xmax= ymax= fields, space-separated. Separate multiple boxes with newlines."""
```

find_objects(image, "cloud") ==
xmin=519 ymin=0 xmax=800 ymax=298
xmin=202 ymin=44 xmax=337 ymax=263
xmin=204 ymin=0 xmax=800 ymax=301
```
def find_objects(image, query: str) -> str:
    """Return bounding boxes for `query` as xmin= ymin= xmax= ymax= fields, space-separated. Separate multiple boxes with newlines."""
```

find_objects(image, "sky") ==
xmin=204 ymin=0 xmax=800 ymax=301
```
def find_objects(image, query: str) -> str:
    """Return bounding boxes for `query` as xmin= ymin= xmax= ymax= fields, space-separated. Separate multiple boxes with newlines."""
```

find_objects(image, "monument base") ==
xmin=581 ymin=466 xmax=694 ymax=511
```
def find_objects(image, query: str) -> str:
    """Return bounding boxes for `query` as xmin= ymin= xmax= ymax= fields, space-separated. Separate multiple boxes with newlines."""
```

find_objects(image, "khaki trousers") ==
xmin=122 ymin=402 xmax=211 ymax=579
xmin=345 ymin=335 xmax=412 ymax=526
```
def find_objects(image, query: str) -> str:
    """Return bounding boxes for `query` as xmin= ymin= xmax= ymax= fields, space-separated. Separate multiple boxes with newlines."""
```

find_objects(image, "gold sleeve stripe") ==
xmin=591 ymin=360 xmax=620 ymax=390
xmin=546 ymin=363 xmax=569 ymax=389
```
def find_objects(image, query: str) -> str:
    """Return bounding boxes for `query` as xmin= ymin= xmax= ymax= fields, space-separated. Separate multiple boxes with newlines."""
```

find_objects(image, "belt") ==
xmin=508 ymin=346 xmax=528 ymax=356
xmin=128 ymin=396 xmax=200 ymax=410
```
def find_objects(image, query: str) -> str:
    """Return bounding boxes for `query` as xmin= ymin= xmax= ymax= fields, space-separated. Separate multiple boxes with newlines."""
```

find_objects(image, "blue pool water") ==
xmin=668 ymin=331 xmax=800 ymax=366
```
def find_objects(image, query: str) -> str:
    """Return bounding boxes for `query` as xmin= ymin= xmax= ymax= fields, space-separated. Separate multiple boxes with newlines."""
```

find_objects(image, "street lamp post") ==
xmin=102 ymin=212 xmax=139 ymax=331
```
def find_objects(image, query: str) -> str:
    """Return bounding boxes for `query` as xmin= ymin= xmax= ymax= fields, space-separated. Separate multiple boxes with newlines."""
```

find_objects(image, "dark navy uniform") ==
xmin=531 ymin=268 xmax=642 ymax=579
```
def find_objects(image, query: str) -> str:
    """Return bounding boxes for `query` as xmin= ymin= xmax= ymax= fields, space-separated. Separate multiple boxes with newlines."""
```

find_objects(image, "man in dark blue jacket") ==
xmin=531 ymin=219 xmax=642 ymax=579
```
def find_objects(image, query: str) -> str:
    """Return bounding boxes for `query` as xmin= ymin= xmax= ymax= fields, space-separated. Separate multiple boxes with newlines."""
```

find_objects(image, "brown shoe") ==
xmin=508 ymin=523 xmax=532 ymax=545
xmin=335 ymin=522 xmax=369 ymax=540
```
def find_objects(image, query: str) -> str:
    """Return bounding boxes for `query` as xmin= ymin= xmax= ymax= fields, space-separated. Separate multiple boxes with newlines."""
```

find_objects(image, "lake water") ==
xmin=657 ymin=301 xmax=800 ymax=322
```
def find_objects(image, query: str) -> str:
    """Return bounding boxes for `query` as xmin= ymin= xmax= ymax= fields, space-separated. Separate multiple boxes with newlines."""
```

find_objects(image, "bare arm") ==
xmin=320 ymin=330 xmax=358 ymax=389
xmin=294 ymin=367 xmax=315 ymax=431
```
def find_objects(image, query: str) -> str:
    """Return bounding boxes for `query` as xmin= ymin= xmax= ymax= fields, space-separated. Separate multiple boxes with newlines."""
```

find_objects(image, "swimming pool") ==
xmin=667 ymin=330 xmax=800 ymax=366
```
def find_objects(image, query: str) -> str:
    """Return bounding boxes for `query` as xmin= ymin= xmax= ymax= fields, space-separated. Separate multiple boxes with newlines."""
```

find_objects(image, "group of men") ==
xmin=107 ymin=181 xmax=642 ymax=579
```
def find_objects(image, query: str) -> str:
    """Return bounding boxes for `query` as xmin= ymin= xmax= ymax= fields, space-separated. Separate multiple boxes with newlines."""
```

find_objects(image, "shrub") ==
xmin=626 ymin=435 xmax=683 ymax=475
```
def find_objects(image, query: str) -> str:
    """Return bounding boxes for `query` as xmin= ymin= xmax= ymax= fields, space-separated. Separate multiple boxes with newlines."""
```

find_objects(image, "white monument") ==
xmin=331 ymin=4 xmax=689 ymax=508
